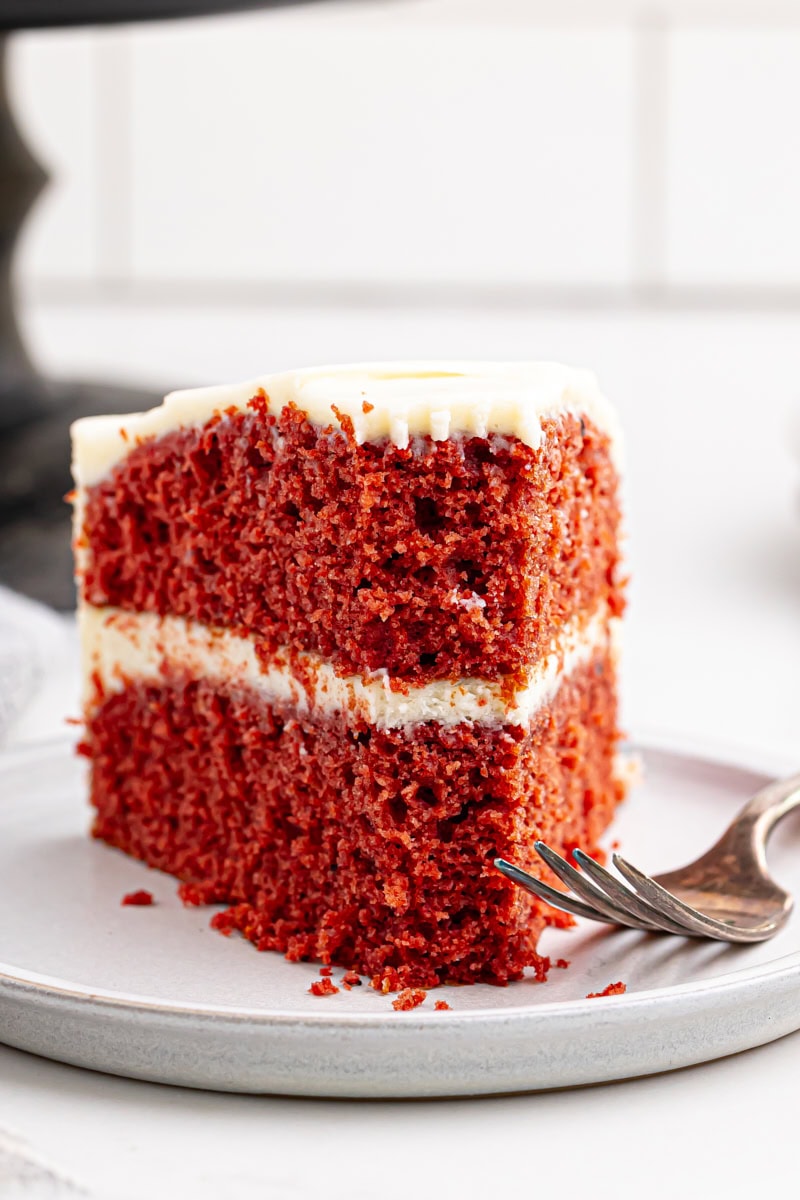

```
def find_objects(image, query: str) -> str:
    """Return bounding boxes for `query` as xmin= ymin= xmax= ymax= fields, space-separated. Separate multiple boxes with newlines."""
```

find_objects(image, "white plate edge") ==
xmin=0 ymin=733 xmax=798 ymax=1028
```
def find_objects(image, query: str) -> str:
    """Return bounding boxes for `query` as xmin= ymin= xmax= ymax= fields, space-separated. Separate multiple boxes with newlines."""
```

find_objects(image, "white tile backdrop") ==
xmin=128 ymin=22 xmax=634 ymax=287
xmin=666 ymin=29 xmax=800 ymax=287
xmin=10 ymin=0 xmax=800 ymax=303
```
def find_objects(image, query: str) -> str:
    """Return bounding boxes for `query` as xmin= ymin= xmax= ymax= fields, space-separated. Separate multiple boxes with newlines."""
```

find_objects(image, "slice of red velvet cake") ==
xmin=71 ymin=362 xmax=627 ymax=989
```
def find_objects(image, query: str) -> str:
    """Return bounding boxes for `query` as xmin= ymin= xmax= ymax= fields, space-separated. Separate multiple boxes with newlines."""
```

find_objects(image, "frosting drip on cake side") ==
xmin=79 ymin=601 xmax=618 ymax=731
xmin=70 ymin=360 xmax=623 ymax=487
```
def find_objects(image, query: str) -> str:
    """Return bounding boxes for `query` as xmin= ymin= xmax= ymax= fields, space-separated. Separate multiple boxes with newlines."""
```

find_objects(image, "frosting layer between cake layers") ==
xmin=71 ymin=360 xmax=622 ymax=487
xmin=80 ymin=601 xmax=618 ymax=731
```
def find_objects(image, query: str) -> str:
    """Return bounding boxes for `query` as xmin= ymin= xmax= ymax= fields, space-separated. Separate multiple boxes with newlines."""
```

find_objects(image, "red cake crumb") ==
xmin=434 ymin=1000 xmax=451 ymax=1011
xmin=587 ymin=981 xmax=627 ymax=999
xmin=177 ymin=882 xmax=208 ymax=907
xmin=309 ymin=977 xmax=339 ymax=997
xmin=319 ymin=966 xmax=333 ymax=977
xmin=342 ymin=970 xmax=362 ymax=986
xmin=121 ymin=889 xmax=153 ymax=906
xmin=392 ymin=988 xmax=426 ymax=1011
xmin=530 ymin=955 xmax=551 ymax=982
xmin=371 ymin=966 xmax=403 ymax=994
xmin=555 ymin=958 xmax=570 ymax=969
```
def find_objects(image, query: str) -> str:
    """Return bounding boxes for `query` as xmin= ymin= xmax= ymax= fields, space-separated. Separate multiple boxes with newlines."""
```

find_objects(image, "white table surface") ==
xmin=2 ymin=304 xmax=799 ymax=1198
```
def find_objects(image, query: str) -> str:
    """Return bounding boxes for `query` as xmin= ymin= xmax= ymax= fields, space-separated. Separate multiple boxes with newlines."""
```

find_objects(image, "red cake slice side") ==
xmin=72 ymin=361 xmax=628 ymax=988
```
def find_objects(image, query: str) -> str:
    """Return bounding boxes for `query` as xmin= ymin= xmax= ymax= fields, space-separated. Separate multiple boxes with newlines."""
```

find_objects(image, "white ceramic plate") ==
xmin=1 ymin=737 xmax=799 ymax=1097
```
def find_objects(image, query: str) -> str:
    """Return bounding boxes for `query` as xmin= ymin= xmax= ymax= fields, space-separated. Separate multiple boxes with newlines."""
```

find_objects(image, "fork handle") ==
xmin=660 ymin=771 xmax=800 ymax=893
xmin=716 ymin=771 xmax=800 ymax=869
xmin=739 ymin=772 xmax=800 ymax=837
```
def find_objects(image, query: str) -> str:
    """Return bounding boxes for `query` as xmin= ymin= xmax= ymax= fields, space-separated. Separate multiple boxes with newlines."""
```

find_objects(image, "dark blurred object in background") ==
xmin=0 ymin=0 xmax=332 ymax=608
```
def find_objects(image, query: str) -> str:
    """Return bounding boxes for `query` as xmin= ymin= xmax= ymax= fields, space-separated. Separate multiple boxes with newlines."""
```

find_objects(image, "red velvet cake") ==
xmin=71 ymin=362 xmax=627 ymax=988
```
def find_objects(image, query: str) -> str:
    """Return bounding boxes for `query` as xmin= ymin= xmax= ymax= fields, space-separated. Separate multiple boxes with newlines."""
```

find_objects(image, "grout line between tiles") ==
xmin=19 ymin=278 xmax=800 ymax=313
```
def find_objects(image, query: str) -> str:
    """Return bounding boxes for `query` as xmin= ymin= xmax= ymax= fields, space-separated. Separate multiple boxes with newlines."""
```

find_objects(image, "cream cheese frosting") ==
xmin=71 ymin=360 xmax=622 ymax=489
xmin=80 ymin=601 xmax=618 ymax=732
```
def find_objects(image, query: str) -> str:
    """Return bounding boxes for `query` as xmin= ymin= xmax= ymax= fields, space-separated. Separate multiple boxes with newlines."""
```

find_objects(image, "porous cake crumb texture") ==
xmin=81 ymin=402 xmax=622 ymax=685
xmin=81 ymin=649 xmax=621 ymax=988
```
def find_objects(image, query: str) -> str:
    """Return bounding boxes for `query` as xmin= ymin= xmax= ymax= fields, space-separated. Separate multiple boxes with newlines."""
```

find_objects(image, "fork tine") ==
xmin=533 ymin=842 xmax=663 ymax=934
xmin=493 ymin=857 xmax=619 ymax=926
xmin=612 ymin=853 xmax=763 ymax=941
xmin=571 ymin=849 xmax=691 ymax=936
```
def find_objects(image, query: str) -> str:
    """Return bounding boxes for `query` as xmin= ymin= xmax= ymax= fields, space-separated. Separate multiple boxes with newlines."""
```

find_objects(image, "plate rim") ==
xmin=0 ymin=733 xmax=798 ymax=1029
xmin=1 ymin=945 xmax=799 ymax=1031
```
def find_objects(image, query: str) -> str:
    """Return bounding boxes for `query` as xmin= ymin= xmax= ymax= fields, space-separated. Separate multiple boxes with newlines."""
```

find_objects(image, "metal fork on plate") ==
xmin=495 ymin=771 xmax=800 ymax=943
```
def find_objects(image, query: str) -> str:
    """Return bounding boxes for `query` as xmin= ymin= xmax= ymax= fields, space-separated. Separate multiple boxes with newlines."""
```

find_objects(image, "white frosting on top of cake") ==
xmin=71 ymin=361 xmax=622 ymax=488
xmin=79 ymin=601 xmax=617 ymax=731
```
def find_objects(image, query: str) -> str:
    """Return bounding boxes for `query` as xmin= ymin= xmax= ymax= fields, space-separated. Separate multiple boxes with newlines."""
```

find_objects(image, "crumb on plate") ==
xmin=392 ymin=988 xmax=426 ymax=1011
xmin=309 ymin=978 xmax=339 ymax=997
xmin=586 ymin=981 xmax=627 ymax=999
xmin=121 ymin=889 xmax=154 ymax=906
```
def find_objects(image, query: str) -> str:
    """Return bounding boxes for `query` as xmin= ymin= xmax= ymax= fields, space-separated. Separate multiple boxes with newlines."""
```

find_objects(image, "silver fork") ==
xmin=494 ymin=771 xmax=800 ymax=942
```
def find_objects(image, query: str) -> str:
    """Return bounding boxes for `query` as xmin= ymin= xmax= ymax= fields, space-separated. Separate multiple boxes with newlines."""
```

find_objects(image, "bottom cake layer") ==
xmin=81 ymin=651 xmax=624 ymax=988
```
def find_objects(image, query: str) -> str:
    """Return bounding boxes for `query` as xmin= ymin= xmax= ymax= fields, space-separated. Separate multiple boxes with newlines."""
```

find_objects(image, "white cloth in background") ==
xmin=0 ymin=587 xmax=77 ymax=746
xmin=0 ymin=1129 xmax=88 ymax=1198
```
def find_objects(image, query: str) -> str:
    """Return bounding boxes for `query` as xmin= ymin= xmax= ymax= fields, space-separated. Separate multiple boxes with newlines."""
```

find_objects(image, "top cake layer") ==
xmin=71 ymin=360 xmax=621 ymax=487
xmin=72 ymin=362 xmax=625 ymax=687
